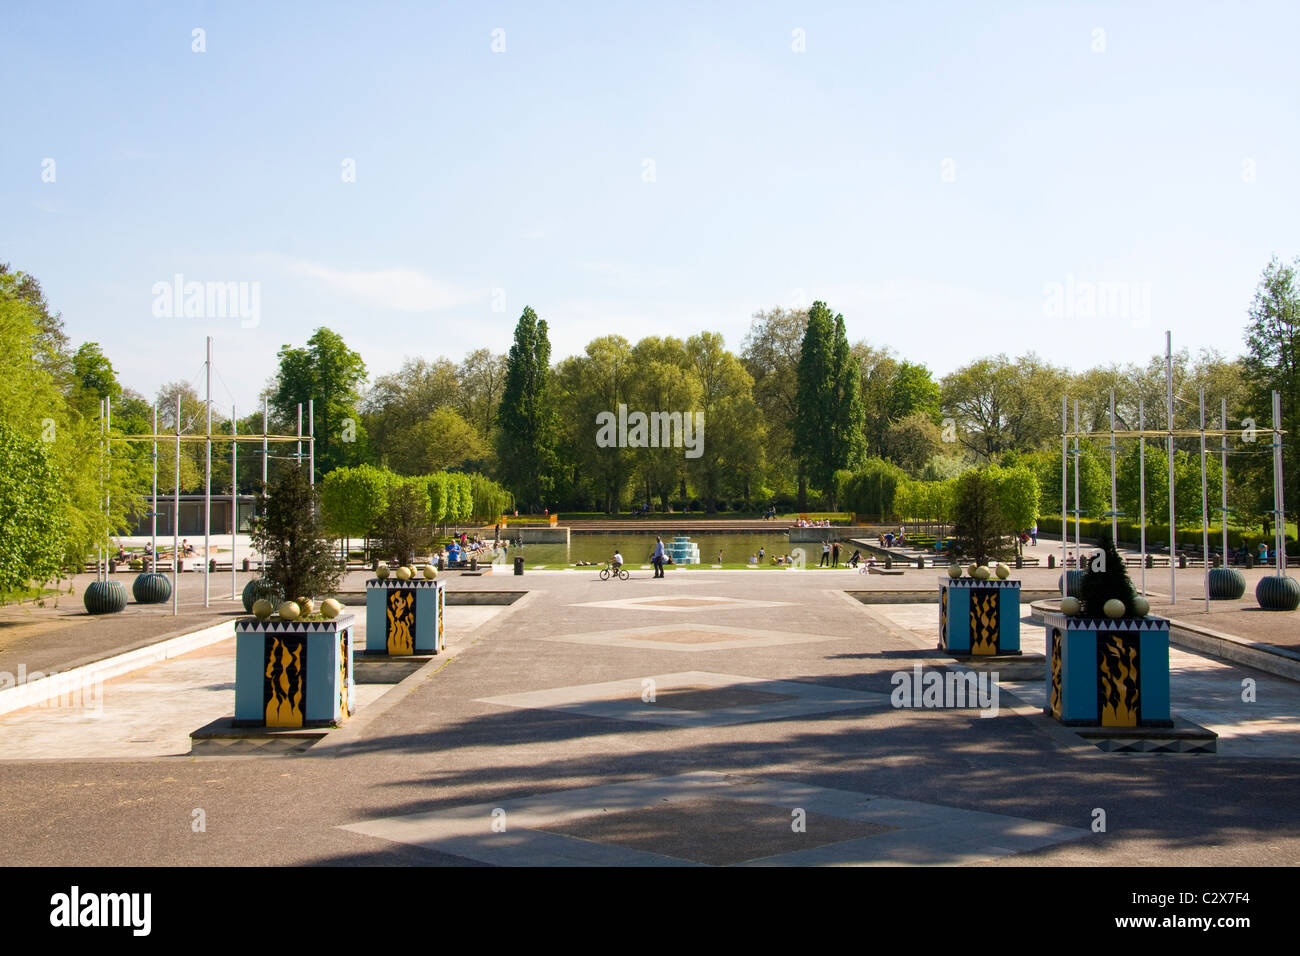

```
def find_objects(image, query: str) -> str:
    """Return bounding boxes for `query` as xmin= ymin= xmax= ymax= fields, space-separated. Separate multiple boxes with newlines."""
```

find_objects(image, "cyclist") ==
xmin=611 ymin=549 xmax=624 ymax=574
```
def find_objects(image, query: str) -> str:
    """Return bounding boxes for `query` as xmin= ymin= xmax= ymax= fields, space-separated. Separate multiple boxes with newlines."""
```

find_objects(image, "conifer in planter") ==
xmin=1044 ymin=531 xmax=1170 ymax=727
xmin=234 ymin=465 xmax=353 ymax=728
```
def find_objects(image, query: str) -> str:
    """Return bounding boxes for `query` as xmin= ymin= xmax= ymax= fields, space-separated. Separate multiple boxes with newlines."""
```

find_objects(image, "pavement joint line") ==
xmin=0 ymin=619 xmax=236 ymax=717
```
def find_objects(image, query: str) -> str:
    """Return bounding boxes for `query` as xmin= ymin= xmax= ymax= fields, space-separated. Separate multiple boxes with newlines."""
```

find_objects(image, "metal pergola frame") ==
xmin=1060 ymin=332 xmax=1288 ymax=611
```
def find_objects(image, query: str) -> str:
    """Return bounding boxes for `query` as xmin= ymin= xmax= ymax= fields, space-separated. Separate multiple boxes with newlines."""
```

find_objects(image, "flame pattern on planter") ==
xmin=938 ymin=578 xmax=1021 ymax=655
xmin=365 ymin=578 xmax=445 ymax=655
xmin=1043 ymin=612 xmax=1170 ymax=728
xmin=234 ymin=615 xmax=355 ymax=727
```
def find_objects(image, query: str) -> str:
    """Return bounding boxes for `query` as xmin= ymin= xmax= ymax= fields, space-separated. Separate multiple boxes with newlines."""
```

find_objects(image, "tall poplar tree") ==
xmin=794 ymin=301 xmax=865 ymax=509
xmin=496 ymin=306 xmax=557 ymax=509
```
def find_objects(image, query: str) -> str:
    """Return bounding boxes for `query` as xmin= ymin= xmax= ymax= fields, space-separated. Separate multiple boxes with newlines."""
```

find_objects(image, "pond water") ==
xmin=509 ymin=532 xmax=800 ymax=566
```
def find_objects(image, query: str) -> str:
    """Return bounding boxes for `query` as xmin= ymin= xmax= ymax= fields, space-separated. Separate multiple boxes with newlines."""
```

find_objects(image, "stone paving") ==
xmin=0 ymin=567 xmax=1297 ymax=867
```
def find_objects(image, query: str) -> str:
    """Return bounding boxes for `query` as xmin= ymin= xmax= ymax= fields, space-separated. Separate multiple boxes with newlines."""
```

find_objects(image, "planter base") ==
xmin=1049 ymin=714 xmax=1216 ymax=753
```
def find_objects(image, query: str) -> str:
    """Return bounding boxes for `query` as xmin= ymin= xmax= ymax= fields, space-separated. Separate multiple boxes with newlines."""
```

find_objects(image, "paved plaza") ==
xmin=0 ymin=565 xmax=1297 ymax=867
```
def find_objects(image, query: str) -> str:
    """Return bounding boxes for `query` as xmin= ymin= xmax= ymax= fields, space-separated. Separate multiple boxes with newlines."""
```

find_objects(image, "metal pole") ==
xmin=1221 ymin=398 xmax=1229 ymax=572
xmin=1275 ymin=390 xmax=1286 ymax=576
xmin=173 ymin=394 xmax=181 ymax=617
xmin=151 ymin=403 xmax=158 ymax=571
xmin=1109 ymin=388 xmax=1118 ymax=545
xmin=204 ymin=336 xmax=212 ymax=609
xmin=1073 ymin=399 xmax=1081 ymax=567
xmin=98 ymin=398 xmax=104 ymax=582
xmin=1061 ymin=395 xmax=1067 ymax=588
xmin=297 ymin=404 xmax=303 ymax=467
xmin=105 ymin=395 xmax=111 ymax=583
xmin=1200 ymin=387 xmax=1209 ymax=613
xmin=262 ymin=398 xmax=268 ymax=489
xmin=1167 ymin=330 xmax=1176 ymax=603
xmin=231 ymin=403 xmax=237 ymax=600
xmin=308 ymin=398 xmax=315 ymax=486
xmin=1139 ymin=399 xmax=1147 ymax=595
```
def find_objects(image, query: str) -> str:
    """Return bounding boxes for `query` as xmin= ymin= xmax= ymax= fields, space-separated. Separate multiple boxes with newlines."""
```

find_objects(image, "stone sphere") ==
xmin=966 ymin=564 xmax=979 ymax=578
xmin=320 ymin=598 xmax=342 ymax=620
xmin=973 ymin=565 xmax=991 ymax=581
xmin=1060 ymin=596 xmax=1081 ymax=616
xmin=396 ymin=565 xmax=413 ymax=581
xmin=252 ymin=599 xmax=275 ymax=620
xmin=278 ymin=601 xmax=301 ymax=621
xmin=947 ymin=564 xmax=963 ymax=579
xmin=423 ymin=564 xmax=438 ymax=580
xmin=1103 ymin=598 xmax=1126 ymax=619
xmin=995 ymin=563 xmax=1010 ymax=580
xmin=375 ymin=563 xmax=389 ymax=579
xmin=296 ymin=596 xmax=315 ymax=617
xmin=1132 ymin=596 xmax=1150 ymax=617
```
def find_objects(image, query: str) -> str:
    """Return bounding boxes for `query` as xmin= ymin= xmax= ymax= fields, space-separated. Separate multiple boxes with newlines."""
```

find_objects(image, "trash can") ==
xmin=514 ymin=556 xmax=524 ymax=576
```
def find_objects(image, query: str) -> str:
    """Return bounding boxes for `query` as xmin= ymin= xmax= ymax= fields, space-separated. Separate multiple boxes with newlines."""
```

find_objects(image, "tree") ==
xmin=320 ymin=464 xmax=389 ymax=558
xmin=496 ymin=307 xmax=557 ymax=509
xmin=456 ymin=348 xmax=508 ymax=439
xmin=941 ymin=354 xmax=1069 ymax=461
xmin=742 ymin=307 xmax=807 ymax=501
xmin=389 ymin=406 xmax=488 ymax=475
xmin=685 ymin=331 xmax=765 ymax=510
xmin=794 ymin=302 xmax=865 ymax=508
xmin=0 ymin=421 xmax=70 ymax=595
xmin=1242 ymin=256 xmax=1299 ymax=529
xmin=361 ymin=356 xmax=460 ymax=466
xmin=375 ymin=475 xmax=433 ymax=565
xmin=272 ymin=328 xmax=368 ymax=479
xmin=251 ymin=463 xmax=343 ymax=603
xmin=951 ymin=468 xmax=1017 ymax=566
xmin=883 ymin=413 xmax=942 ymax=475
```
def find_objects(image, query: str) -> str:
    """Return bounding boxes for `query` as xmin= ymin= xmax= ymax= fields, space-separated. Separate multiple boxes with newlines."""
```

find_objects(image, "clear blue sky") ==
xmin=3 ymin=1 xmax=1297 ymax=411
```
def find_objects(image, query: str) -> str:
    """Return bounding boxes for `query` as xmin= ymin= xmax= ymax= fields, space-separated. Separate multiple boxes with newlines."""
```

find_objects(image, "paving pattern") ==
xmin=0 ymin=569 xmax=1297 ymax=867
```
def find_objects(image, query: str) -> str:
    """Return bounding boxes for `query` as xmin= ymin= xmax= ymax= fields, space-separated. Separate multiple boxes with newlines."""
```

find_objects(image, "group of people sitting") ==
xmin=878 ymin=530 xmax=907 ymax=548
xmin=794 ymin=518 xmax=832 ymax=528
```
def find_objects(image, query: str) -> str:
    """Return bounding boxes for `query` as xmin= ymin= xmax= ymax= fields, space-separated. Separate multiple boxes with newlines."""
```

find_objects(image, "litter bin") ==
xmin=514 ymin=556 xmax=524 ymax=575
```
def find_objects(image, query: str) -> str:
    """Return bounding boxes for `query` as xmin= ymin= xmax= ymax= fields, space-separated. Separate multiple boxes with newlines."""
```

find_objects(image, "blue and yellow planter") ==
xmin=234 ymin=614 xmax=356 ymax=728
xmin=365 ymin=578 xmax=445 ymax=655
xmin=1042 ymin=612 xmax=1171 ymax=727
xmin=939 ymin=578 xmax=1021 ymax=655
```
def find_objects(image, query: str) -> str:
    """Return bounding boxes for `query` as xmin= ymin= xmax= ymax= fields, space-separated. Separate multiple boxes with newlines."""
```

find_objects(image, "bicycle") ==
xmin=599 ymin=563 xmax=630 ymax=581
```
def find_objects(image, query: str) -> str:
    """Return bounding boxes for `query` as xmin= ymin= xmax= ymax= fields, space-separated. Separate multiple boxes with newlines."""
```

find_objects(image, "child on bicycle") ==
xmin=611 ymin=550 xmax=624 ymax=573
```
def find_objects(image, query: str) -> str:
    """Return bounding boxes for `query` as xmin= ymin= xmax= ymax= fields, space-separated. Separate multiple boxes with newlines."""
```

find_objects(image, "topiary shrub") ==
xmin=1078 ymin=531 xmax=1139 ymax=618
xmin=1256 ymin=575 xmax=1300 ymax=611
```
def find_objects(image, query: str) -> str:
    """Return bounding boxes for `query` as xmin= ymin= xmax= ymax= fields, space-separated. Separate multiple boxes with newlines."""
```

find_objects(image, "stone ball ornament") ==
xmin=375 ymin=563 xmax=390 ymax=580
xmin=947 ymin=564 xmax=963 ymax=579
xmin=1103 ymin=598 xmax=1126 ymax=619
xmin=1059 ymin=596 xmax=1081 ymax=616
xmin=252 ymin=599 xmax=274 ymax=620
xmin=278 ymin=601 xmax=301 ymax=621
xmin=423 ymin=564 xmax=438 ymax=580
xmin=320 ymin=598 xmax=342 ymax=620
xmin=995 ymin=563 xmax=1010 ymax=580
xmin=1132 ymin=595 xmax=1150 ymax=617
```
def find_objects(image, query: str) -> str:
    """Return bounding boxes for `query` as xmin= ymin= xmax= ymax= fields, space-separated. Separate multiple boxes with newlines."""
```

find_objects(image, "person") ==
xmin=748 ymin=553 xmax=758 ymax=565
xmin=758 ymin=546 xmax=766 ymax=562
xmin=116 ymin=544 xmax=127 ymax=562
xmin=848 ymin=549 xmax=861 ymax=568
xmin=820 ymin=541 xmax=831 ymax=567
xmin=652 ymin=536 xmax=666 ymax=578
xmin=1259 ymin=542 xmax=1270 ymax=562
xmin=832 ymin=540 xmax=841 ymax=568
xmin=1030 ymin=523 xmax=1038 ymax=546
xmin=611 ymin=549 xmax=623 ymax=574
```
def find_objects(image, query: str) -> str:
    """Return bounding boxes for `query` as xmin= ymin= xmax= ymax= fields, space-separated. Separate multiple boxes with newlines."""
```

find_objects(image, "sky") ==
xmin=3 ymin=1 xmax=1298 ymax=414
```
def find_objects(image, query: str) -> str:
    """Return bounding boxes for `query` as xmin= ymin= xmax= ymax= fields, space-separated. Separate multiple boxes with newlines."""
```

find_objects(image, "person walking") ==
xmin=652 ymin=536 xmax=666 ymax=578
xmin=1030 ymin=523 xmax=1038 ymax=546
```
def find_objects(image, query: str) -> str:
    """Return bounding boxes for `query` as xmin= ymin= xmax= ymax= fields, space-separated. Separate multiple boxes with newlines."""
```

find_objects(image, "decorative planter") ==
xmin=234 ymin=613 xmax=355 ymax=727
xmin=365 ymin=578 xmax=445 ymax=655
xmin=1042 ymin=612 xmax=1171 ymax=727
xmin=1056 ymin=570 xmax=1084 ymax=598
xmin=241 ymin=578 xmax=283 ymax=614
xmin=1207 ymin=567 xmax=1246 ymax=601
xmin=939 ymin=578 xmax=1021 ymax=655
xmin=1256 ymin=575 xmax=1300 ymax=611
xmin=131 ymin=572 xmax=172 ymax=604
xmin=84 ymin=580 xmax=128 ymax=614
